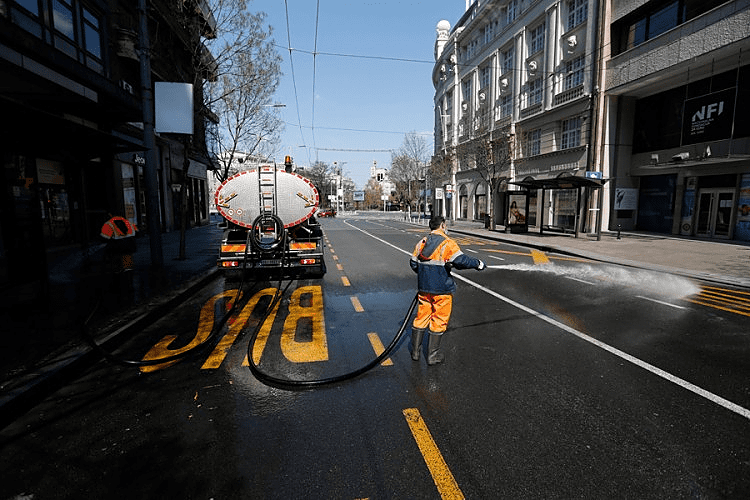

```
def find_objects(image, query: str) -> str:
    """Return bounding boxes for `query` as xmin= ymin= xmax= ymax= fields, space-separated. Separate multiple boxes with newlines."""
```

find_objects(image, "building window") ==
xmin=528 ymin=78 xmax=543 ymax=106
xmin=483 ymin=22 xmax=494 ymax=45
xmin=568 ymin=0 xmax=588 ymax=30
xmin=480 ymin=65 xmax=491 ymax=89
xmin=505 ymin=0 xmax=518 ymax=24
xmin=564 ymin=55 xmax=585 ymax=90
xmin=529 ymin=22 xmax=545 ymax=54
xmin=499 ymin=94 xmax=512 ymax=118
xmin=502 ymin=46 xmax=514 ymax=74
xmin=462 ymin=78 xmax=472 ymax=107
xmin=10 ymin=0 xmax=103 ymax=73
xmin=524 ymin=129 xmax=541 ymax=156
xmin=613 ymin=0 xmax=726 ymax=55
xmin=561 ymin=117 xmax=582 ymax=149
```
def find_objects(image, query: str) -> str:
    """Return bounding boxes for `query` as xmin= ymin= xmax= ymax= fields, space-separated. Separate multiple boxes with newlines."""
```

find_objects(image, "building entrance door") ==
xmin=695 ymin=189 xmax=734 ymax=239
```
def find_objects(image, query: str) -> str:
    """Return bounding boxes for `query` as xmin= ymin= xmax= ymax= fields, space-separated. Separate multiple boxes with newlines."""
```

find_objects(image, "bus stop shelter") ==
xmin=510 ymin=173 xmax=608 ymax=239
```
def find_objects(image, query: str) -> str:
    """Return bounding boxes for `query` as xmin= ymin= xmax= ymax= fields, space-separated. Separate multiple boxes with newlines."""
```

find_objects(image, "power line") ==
xmin=273 ymin=44 xmax=433 ymax=64
xmin=283 ymin=0 xmax=306 ymax=149
xmin=316 ymin=148 xmax=394 ymax=153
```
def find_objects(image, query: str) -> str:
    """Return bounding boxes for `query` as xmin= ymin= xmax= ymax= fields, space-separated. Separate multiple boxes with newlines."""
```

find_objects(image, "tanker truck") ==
xmin=213 ymin=159 xmax=326 ymax=278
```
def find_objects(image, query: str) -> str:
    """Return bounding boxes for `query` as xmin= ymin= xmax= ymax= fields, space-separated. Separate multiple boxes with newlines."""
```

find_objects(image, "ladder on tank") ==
xmin=257 ymin=165 xmax=277 ymax=217
xmin=253 ymin=164 xmax=285 ymax=253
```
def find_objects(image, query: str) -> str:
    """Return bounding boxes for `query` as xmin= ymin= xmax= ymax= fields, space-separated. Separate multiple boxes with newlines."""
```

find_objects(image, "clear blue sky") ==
xmin=256 ymin=0 xmax=468 ymax=189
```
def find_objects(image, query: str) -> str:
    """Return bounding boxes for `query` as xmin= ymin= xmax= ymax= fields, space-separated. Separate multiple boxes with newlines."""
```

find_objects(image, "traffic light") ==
xmin=284 ymin=155 xmax=293 ymax=172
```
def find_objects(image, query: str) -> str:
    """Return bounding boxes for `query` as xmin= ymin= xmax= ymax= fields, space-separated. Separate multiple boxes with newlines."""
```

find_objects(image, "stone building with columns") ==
xmin=433 ymin=0 xmax=603 ymax=232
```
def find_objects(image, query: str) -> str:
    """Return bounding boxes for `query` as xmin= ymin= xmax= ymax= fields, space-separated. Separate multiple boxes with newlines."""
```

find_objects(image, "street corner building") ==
xmin=0 ymin=0 xmax=218 ymax=309
xmin=431 ymin=0 xmax=750 ymax=242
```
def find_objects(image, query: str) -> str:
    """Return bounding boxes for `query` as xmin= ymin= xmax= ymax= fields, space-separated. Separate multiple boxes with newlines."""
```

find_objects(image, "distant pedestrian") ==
xmin=409 ymin=215 xmax=485 ymax=365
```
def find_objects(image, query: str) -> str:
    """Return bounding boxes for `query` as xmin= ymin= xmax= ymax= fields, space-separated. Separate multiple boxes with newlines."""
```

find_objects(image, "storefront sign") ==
xmin=682 ymin=88 xmax=736 ymax=145
xmin=36 ymin=159 xmax=65 ymax=185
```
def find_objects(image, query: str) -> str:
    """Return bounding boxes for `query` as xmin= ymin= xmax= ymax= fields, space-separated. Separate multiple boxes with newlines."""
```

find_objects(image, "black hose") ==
xmin=80 ymin=230 xmax=256 ymax=367
xmin=245 ymin=292 xmax=418 ymax=389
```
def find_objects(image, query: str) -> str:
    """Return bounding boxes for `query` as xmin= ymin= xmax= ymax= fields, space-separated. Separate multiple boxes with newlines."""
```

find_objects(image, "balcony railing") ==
xmin=553 ymin=84 xmax=584 ymax=106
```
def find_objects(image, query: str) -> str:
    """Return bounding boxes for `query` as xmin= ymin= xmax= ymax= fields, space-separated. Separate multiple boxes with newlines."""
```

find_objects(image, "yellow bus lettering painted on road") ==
xmin=280 ymin=285 xmax=328 ymax=362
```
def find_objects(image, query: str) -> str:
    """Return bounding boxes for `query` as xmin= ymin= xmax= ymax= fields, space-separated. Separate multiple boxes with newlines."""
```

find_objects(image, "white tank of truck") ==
xmin=214 ymin=162 xmax=326 ymax=278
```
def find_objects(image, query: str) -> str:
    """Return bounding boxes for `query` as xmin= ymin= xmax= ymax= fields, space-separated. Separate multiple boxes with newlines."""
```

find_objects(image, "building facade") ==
xmin=0 ymin=0 xmax=215 ymax=304
xmin=600 ymin=0 xmax=750 ymax=241
xmin=434 ymin=0 xmax=750 ymax=242
xmin=433 ymin=0 xmax=602 ymax=232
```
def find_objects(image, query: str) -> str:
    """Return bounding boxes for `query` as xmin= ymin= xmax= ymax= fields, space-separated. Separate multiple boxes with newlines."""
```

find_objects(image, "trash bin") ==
xmin=484 ymin=214 xmax=491 ymax=229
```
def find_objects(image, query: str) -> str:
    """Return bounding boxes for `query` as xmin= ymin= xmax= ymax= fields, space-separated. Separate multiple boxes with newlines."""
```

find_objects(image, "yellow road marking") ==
xmin=485 ymin=248 xmax=533 ymax=257
xmin=402 ymin=408 xmax=464 ymax=499
xmin=351 ymin=296 xmax=364 ymax=312
xmin=141 ymin=289 xmax=237 ymax=373
xmin=366 ymin=332 xmax=393 ymax=366
xmin=342 ymin=276 xmax=351 ymax=286
xmin=281 ymin=286 xmax=328 ymax=362
xmin=336 ymin=263 xmax=344 ymax=271
xmin=202 ymin=287 xmax=279 ymax=369
xmin=530 ymin=249 xmax=550 ymax=265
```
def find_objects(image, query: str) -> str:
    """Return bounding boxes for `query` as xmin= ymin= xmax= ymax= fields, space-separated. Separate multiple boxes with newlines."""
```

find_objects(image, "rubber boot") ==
xmin=409 ymin=328 xmax=425 ymax=361
xmin=426 ymin=332 xmax=445 ymax=365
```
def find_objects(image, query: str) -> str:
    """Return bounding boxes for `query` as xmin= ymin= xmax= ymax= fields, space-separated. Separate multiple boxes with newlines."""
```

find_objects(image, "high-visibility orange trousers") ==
xmin=413 ymin=292 xmax=453 ymax=334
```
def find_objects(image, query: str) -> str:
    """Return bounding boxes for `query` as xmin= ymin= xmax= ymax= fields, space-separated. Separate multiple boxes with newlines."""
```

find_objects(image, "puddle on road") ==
xmin=487 ymin=262 xmax=700 ymax=299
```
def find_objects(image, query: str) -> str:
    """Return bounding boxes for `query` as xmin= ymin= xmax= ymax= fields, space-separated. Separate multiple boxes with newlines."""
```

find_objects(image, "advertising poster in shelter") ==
xmin=736 ymin=174 xmax=750 ymax=241
xmin=508 ymin=193 xmax=527 ymax=233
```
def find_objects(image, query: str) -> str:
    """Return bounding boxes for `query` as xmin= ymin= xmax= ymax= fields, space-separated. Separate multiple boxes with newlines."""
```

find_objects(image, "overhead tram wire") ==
xmin=283 ymin=0 xmax=307 ymax=151
xmin=310 ymin=0 xmax=320 ymax=159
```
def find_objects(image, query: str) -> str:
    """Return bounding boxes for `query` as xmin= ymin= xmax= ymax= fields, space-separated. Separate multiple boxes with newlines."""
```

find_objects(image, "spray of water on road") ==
xmin=486 ymin=263 xmax=701 ymax=300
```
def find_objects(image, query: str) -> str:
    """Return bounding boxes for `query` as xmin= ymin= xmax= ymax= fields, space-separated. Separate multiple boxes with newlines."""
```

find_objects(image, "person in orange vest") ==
xmin=101 ymin=214 xmax=137 ymax=272
xmin=409 ymin=215 xmax=485 ymax=365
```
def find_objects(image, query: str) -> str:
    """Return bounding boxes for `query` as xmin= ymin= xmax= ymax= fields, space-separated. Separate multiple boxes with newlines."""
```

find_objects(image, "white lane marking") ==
xmin=466 ymin=248 xmax=478 ymax=253
xmin=566 ymin=276 xmax=596 ymax=285
xmin=636 ymin=295 xmax=687 ymax=310
xmin=344 ymin=220 xmax=750 ymax=421
xmin=488 ymin=255 xmax=505 ymax=261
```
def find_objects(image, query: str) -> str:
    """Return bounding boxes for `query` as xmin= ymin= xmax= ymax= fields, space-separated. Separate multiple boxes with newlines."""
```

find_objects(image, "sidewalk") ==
xmin=0 ymin=222 xmax=224 ymax=427
xmin=2 ymin=213 xmax=749 ymax=428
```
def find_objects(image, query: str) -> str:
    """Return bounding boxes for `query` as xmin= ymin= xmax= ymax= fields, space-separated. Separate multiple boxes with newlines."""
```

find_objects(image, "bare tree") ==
xmin=199 ymin=0 xmax=284 ymax=182
xmin=457 ymin=128 xmax=512 ymax=230
xmin=305 ymin=160 xmax=334 ymax=206
xmin=364 ymin=178 xmax=383 ymax=210
xmin=390 ymin=131 xmax=430 ymax=213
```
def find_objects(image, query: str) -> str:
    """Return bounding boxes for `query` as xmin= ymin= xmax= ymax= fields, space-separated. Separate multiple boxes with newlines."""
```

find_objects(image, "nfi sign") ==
xmin=682 ymin=88 xmax=736 ymax=145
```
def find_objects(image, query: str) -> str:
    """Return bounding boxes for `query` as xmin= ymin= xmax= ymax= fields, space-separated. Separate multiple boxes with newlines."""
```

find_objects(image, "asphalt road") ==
xmin=1 ymin=216 xmax=749 ymax=499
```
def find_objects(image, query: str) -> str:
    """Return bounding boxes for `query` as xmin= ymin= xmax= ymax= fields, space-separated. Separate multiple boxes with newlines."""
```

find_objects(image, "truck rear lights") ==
xmin=300 ymin=258 xmax=317 ymax=265
xmin=221 ymin=261 xmax=239 ymax=267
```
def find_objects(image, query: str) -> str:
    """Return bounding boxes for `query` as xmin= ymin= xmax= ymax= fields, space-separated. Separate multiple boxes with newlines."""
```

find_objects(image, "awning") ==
xmin=509 ymin=173 xmax=607 ymax=190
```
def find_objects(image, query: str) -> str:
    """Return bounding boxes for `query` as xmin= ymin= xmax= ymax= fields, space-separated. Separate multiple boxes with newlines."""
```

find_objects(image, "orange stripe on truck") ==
xmin=221 ymin=244 xmax=247 ymax=253
xmin=290 ymin=242 xmax=316 ymax=250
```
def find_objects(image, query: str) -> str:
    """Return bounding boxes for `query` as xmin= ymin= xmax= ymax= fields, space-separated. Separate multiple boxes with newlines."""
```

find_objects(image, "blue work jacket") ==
xmin=410 ymin=229 xmax=481 ymax=294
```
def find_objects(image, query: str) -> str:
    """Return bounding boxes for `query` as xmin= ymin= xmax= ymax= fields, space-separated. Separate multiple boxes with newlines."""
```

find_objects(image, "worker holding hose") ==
xmin=410 ymin=215 xmax=485 ymax=365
